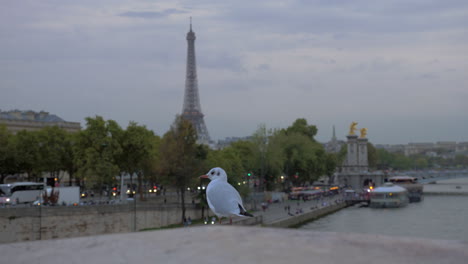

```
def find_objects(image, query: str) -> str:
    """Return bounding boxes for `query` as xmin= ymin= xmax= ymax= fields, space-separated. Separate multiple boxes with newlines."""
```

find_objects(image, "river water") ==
xmin=300 ymin=179 xmax=468 ymax=242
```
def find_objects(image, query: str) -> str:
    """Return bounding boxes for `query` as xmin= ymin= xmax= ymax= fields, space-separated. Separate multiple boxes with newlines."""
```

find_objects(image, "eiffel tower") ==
xmin=181 ymin=20 xmax=211 ymax=145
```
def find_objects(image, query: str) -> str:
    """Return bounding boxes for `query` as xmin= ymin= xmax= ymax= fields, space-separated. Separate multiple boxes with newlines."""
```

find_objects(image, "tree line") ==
xmin=375 ymin=148 xmax=468 ymax=170
xmin=0 ymin=117 xmax=339 ymax=192
xmin=4 ymin=115 xmax=465 ymax=220
xmin=3 ymin=115 xmax=465 ymax=195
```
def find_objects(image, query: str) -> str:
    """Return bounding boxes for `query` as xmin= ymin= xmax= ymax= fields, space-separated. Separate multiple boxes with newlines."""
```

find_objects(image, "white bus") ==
xmin=0 ymin=182 xmax=45 ymax=205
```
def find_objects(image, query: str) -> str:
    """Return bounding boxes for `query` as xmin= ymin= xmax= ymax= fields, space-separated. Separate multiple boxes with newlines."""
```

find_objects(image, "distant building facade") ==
xmin=0 ymin=110 xmax=81 ymax=134
xmin=375 ymin=141 xmax=468 ymax=157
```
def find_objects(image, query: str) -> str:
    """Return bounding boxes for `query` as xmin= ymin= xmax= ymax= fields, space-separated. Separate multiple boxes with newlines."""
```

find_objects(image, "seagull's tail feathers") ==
xmin=238 ymin=204 xmax=254 ymax=217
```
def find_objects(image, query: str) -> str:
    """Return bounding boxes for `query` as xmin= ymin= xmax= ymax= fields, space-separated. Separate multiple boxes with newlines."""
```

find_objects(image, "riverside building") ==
xmin=0 ymin=110 xmax=81 ymax=134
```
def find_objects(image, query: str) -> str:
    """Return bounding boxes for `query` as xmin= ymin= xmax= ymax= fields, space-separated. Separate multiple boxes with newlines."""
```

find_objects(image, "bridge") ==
xmin=390 ymin=169 xmax=468 ymax=184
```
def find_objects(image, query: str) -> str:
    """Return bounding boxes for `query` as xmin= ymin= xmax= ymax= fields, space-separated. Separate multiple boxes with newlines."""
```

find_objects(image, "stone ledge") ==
xmin=1 ymin=226 xmax=466 ymax=264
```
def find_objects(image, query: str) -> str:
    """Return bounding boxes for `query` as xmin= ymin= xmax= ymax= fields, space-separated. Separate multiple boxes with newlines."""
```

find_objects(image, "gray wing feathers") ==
xmin=207 ymin=180 xmax=244 ymax=217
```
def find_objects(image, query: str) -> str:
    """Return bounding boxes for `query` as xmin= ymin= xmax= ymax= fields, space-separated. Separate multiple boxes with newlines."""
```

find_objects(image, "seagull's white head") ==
xmin=200 ymin=167 xmax=228 ymax=181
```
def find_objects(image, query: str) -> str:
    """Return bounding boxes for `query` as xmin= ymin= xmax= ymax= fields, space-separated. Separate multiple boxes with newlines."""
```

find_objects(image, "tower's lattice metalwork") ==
xmin=181 ymin=21 xmax=211 ymax=144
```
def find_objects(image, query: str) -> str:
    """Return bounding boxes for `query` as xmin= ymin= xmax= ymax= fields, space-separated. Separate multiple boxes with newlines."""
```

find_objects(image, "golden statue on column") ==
xmin=349 ymin=122 xmax=358 ymax=135
xmin=360 ymin=128 xmax=368 ymax=138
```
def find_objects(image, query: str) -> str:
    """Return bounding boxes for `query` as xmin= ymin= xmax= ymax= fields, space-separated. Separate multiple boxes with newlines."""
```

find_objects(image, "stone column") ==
xmin=357 ymin=137 xmax=368 ymax=171
xmin=346 ymin=134 xmax=358 ymax=172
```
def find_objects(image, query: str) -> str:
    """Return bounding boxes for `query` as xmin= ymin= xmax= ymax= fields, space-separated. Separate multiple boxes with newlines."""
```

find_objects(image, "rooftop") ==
xmin=0 ymin=110 xmax=65 ymax=122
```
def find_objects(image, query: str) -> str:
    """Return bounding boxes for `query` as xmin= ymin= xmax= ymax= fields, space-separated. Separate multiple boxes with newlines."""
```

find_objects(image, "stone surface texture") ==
xmin=1 ymin=226 xmax=467 ymax=264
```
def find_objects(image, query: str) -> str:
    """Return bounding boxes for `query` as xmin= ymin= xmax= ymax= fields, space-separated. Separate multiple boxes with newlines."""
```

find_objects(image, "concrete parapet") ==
xmin=424 ymin=192 xmax=468 ymax=196
xmin=1 ymin=226 xmax=466 ymax=264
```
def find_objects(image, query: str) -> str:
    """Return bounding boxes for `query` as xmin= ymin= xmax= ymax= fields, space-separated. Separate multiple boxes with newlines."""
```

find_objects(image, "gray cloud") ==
xmin=119 ymin=9 xmax=186 ymax=19
xmin=216 ymin=0 xmax=468 ymax=35
xmin=199 ymin=53 xmax=246 ymax=73
xmin=1 ymin=0 xmax=467 ymax=144
xmin=256 ymin=64 xmax=270 ymax=71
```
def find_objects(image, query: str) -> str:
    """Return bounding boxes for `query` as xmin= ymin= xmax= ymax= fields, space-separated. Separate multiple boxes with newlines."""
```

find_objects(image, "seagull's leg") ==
xmin=229 ymin=216 xmax=232 ymax=225
xmin=219 ymin=217 xmax=222 ymax=224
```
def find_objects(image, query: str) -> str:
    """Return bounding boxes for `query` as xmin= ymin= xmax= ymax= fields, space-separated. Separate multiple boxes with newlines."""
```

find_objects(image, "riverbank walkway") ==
xmin=220 ymin=192 xmax=344 ymax=226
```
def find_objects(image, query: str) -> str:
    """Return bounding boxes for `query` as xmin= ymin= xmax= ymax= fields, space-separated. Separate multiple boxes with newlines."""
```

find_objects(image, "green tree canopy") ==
xmin=158 ymin=116 xmax=206 ymax=221
xmin=74 ymin=116 xmax=123 ymax=191
xmin=119 ymin=121 xmax=159 ymax=200
xmin=37 ymin=126 xmax=69 ymax=179
xmin=13 ymin=130 xmax=42 ymax=180
xmin=283 ymin=118 xmax=318 ymax=141
xmin=0 ymin=125 xmax=16 ymax=183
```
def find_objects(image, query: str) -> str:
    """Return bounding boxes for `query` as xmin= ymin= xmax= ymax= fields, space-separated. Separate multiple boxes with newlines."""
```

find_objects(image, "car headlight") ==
xmin=6 ymin=198 xmax=10 ymax=202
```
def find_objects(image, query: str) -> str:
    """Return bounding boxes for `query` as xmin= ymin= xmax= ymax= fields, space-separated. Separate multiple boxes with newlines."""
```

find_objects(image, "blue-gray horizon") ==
xmin=1 ymin=1 xmax=467 ymax=145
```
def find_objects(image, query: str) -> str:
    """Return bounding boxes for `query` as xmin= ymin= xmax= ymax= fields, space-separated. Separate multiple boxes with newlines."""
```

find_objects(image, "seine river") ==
xmin=300 ymin=179 xmax=468 ymax=242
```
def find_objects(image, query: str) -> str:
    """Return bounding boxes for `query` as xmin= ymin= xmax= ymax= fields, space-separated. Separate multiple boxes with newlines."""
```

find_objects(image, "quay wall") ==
xmin=0 ymin=203 xmax=205 ymax=244
xmin=423 ymin=192 xmax=468 ymax=196
xmin=265 ymin=203 xmax=347 ymax=228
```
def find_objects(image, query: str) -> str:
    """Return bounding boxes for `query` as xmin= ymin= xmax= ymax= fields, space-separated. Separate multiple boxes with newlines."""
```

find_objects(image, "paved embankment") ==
xmin=232 ymin=193 xmax=345 ymax=228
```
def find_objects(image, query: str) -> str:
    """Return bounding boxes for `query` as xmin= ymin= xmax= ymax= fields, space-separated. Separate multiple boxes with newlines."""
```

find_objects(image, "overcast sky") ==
xmin=1 ymin=0 xmax=467 ymax=144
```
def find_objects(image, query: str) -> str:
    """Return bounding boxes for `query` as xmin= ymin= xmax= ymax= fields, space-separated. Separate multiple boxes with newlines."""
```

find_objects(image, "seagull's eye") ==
xmin=210 ymin=171 xmax=214 ymax=175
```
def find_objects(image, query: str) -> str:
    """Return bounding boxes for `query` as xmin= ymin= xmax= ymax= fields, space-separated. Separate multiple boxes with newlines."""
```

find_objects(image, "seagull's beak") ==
xmin=200 ymin=175 xmax=209 ymax=179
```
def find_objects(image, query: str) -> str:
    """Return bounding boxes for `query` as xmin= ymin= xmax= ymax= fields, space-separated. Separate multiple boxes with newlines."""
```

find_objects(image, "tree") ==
xmin=74 ymin=116 xmax=122 ymax=194
xmin=120 ymin=122 xmax=159 ymax=200
xmin=325 ymin=152 xmax=338 ymax=177
xmin=367 ymin=143 xmax=378 ymax=169
xmin=284 ymin=118 xmax=318 ymax=141
xmin=229 ymin=140 xmax=257 ymax=172
xmin=250 ymin=124 xmax=269 ymax=190
xmin=274 ymin=119 xmax=327 ymax=186
xmin=62 ymin=132 xmax=79 ymax=186
xmin=376 ymin=148 xmax=393 ymax=170
xmin=414 ymin=157 xmax=429 ymax=169
xmin=13 ymin=130 xmax=42 ymax=181
xmin=140 ymin=132 xmax=162 ymax=193
xmin=393 ymin=155 xmax=412 ymax=170
xmin=454 ymin=155 xmax=468 ymax=168
xmin=279 ymin=131 xmax=325 ymax=185
xmin=337 ymin=145 xmax=348 ymax=166
xmin=0 ymin=125 xmax=16 ymax=183
xmin=158 ymin=116 xmax=205 ymax=222
xmin=37 ymin=126 xmax=69 ymax=181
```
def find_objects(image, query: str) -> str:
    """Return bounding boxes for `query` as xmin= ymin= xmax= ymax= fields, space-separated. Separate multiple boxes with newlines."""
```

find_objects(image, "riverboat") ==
xmin=388 ymin=176 xmax=423 ymax=202
xmin=369 ymin=182 xmax=409 ymax=208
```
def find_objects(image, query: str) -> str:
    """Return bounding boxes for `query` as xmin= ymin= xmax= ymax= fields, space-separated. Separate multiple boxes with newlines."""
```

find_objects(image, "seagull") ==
xmin=200 ymin=167 xmax=253 ymax=224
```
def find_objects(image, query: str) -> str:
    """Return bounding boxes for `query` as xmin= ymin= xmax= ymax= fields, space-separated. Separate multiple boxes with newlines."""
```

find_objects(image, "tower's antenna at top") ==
xmin=190 ymin=17 xmax=192 ymax=31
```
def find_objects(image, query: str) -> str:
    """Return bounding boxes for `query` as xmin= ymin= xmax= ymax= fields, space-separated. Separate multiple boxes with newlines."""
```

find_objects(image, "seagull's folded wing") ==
xmin=208 ymin=181 xmax=244 ymax=216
